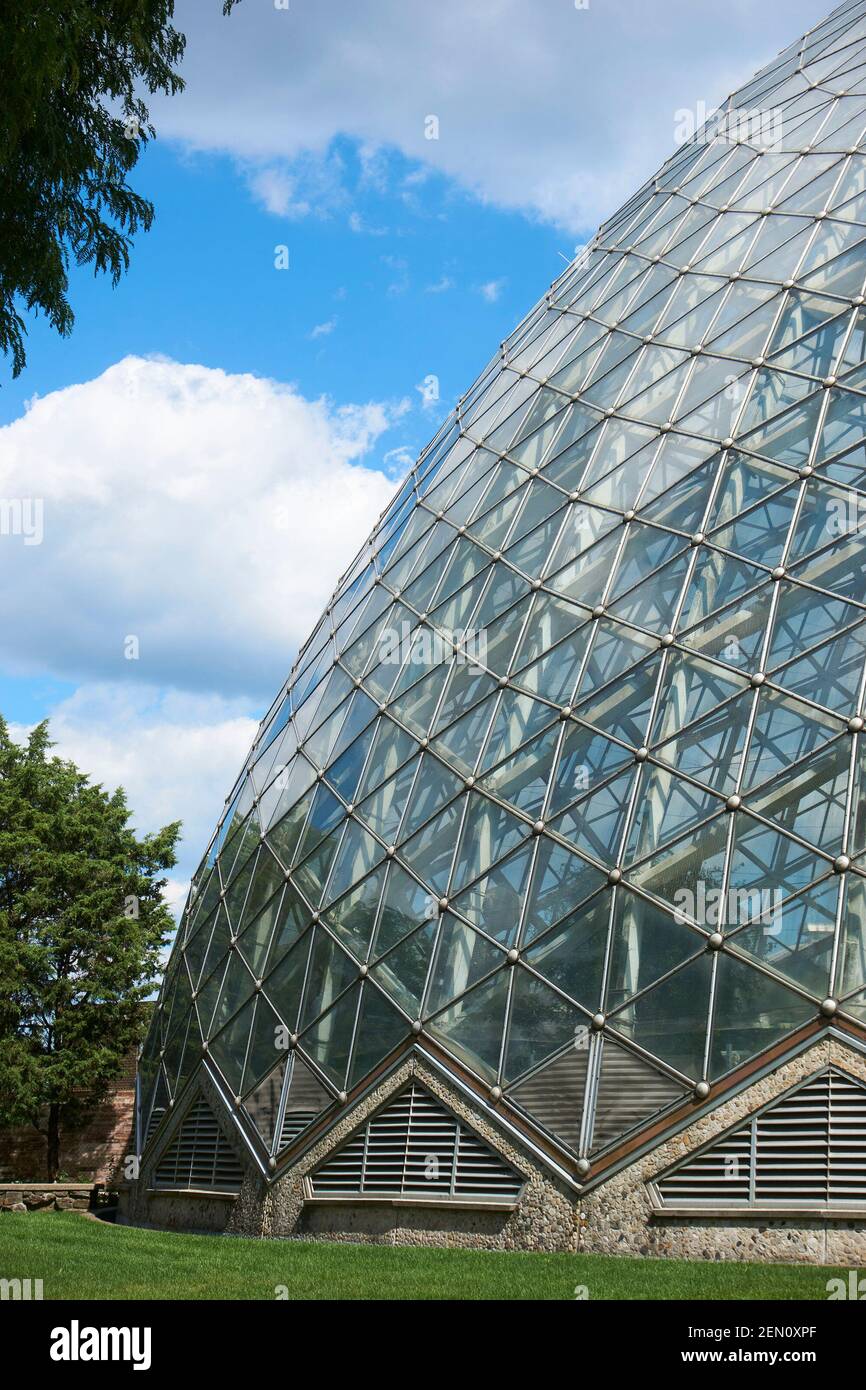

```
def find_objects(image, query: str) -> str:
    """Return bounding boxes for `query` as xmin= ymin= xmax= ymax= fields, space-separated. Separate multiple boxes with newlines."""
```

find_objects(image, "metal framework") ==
xmin=140 ymin=0 xmax=866 ymax=1193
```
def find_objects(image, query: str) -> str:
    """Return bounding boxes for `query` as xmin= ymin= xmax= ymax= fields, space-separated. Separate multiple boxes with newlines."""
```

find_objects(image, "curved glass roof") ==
xmin=141 ymin=0 xmax=866 ymax=1174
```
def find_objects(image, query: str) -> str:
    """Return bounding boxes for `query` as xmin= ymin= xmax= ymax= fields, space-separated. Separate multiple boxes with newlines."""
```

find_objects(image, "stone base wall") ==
xmin=117 ymin=1187 xmax=235 ymax=1234
xmin=123 ymin=1037 xmax=866 ymax=1264
xmin=249 ymin=1055 xmax=581 ymax=1253
xmin=578 ymin=1036 xmax=866 ymax=1266
xmin=298 ymin=1200 xmax=514 ymax=1249
xmin=0 ymin=1183 xmax=97 ymax=1213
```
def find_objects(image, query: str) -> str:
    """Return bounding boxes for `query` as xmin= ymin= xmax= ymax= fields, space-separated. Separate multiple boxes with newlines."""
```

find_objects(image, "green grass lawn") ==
xmin=0 ymin=1210 xmax=849 ymax=1300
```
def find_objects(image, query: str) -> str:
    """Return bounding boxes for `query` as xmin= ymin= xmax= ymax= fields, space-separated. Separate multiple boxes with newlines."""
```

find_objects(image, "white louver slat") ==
xmin=154 ymin=1096 xmax=245 ymax=1192
xmin=311 ymin=1082 xmax=523 ymax=1201
xmin=657 ymin=1069 xmax=866 ymax=1209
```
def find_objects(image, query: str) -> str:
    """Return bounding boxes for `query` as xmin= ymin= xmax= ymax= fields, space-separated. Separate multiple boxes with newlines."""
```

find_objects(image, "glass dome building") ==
xmin=125 ymin=0 xmax=866 ymax=1258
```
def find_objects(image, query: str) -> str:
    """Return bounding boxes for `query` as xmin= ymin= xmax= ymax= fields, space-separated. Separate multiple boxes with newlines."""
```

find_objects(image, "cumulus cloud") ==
xmin=12 ymin=684 xmax=259 ymax=903
xmin=0 ymin=356 xmax=405 ymax=701
xmin=156 ymin=0 xmax=825 ymax=233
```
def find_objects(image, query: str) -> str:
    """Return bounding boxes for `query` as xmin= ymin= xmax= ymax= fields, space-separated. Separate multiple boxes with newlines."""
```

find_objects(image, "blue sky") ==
xmin=0 ymin=0 xmax=829 ymax=902
xmin=0 ymin=139 xmax=566 ymax=442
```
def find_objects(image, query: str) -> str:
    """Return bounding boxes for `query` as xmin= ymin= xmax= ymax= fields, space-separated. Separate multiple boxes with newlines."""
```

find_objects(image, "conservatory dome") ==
xmin=134 ymin=0 xmax=866 ymax=1250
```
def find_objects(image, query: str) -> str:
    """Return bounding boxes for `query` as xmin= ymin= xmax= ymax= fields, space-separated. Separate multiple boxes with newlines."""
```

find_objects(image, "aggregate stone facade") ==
xmin=578 ymin=1035 xmax=866 ymax=1266
xmin=231 ymin=1053 xmax=581 ymax=1252
xmin=122 ymin=1036 xmax=866 ymax=1263
xmin=120 ymin=1066 xmax=246 ymax=1234
xmin=122 ymin=1051 xmax=580 ymax=1250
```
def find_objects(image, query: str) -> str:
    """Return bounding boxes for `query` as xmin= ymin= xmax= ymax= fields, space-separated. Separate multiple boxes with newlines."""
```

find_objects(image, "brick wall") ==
xmin=0 ymin=1049 xmax=137 ymax=1184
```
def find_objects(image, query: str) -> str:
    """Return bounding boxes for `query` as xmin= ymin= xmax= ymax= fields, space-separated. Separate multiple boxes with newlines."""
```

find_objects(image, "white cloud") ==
xmin=247 ymin=165 xmax=309 ymax=218
xmin=11 ymin=683 xmax=258 ymax=894
xmin=0 ymin=356 xmax=403 ymax=701
xmin=478 ymin=279 xmax=505 ymax=303
xmin=309 ymin=318 xmax=337 ymax=338
xmin=425 ymin=276 xmax=455 ymax=294
xmin=157 ymin=0 xmax=825 ymax=232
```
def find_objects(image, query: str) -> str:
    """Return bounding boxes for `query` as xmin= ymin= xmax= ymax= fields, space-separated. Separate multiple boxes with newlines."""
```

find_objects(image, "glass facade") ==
xmin=140 ymin=0 xmax=866 ymax=1179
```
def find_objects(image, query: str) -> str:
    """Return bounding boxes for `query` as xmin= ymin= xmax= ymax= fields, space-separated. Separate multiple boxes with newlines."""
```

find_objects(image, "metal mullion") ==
xmin=413 ymin=543 xmax=490 ymax=635
xmin=611 ymin=638 xmax=685 ymax=873
xmin=718 ymin=922 xmax=830 ymax=1006
xmin=769 ymin=610 xmax=866 ymax=689
xmin=710 ymin=329 xmax=800 ymax=905
xmin=771 ymin=565 xmax=866 ymax=625
xmin=732 ymin=151 xmax=806 ymax=217
xmin=513 ymin=306 xmax=580 ymax=374
xmin=829 ymin=732 xmax=860 ymax=996
xmin=689 ymin=205 xmax=767 ymax=282
xmin=593 ymin=257 xmax=671 ymax=329
xmin=496 ymin=963 xmax=520 ymax=1087
xmin=477 ymin=708 xmax=563 ymax=790
xmin=704 ymin=468 xmax=814 ymax=549
xmin=604 ymin=181 xmax=682 ymax=253
xmin=545 ymin=744 xmax=648 ymax=837
xmin=515 ymin=942 xmax=606 ymax=1022
xmin=483 ymin=374 xmax=552 ymax=455
xmin=382 ymin=509 xmax=457 ymax=598
xmin=342 ymin=977 xmax=367 ymax=1096
xmin=536 ymin=315 xmax=609 ymax=386
xmin=572 ymin=416 xmax=668 ymax=506
xmin=423 ymin=951 xmax=513 ymax=1029
xmin=600 ymin=1010 xmax=698 ymax=1089
xmin=587 ymin=249 xmax=661 ymax=319
xmin=785 ymin=535 xmax=866 ymax=616
xmin=766 ymin=305 xmax=855 ymax=380
xmin=301 ymin=808 xmax=354 ymax=911
xmin=700 ymin=950 xmax=722 ymax=1078
xmin=430 ymin=669 xmax=507 ymax=777
xmin=509 ymin=600 xmax=602 ymax=697
xmin=334 ymin=591 xmax=398 ymax=674
xmin=743 ymin=724 xmax=849 ymax=806
xmin=433 ymin=448 xmax=503 ymax=526
xmin=725 ymin=792 xmax=841 ymax=880
xmin=270 ymin=1051 xmax=297 ymax=1161
xmin=622 ymin=331 xmax=702 ymax=425
xmin=579 ymin=1032 xmax=606 ymax=1160
xmin=297 ymin=679 xmax=357 ymax=751
xmin=677 ymin=144 xmax=743 ymax=207
xmin=661 ymin=203 xmax=729 ymax=265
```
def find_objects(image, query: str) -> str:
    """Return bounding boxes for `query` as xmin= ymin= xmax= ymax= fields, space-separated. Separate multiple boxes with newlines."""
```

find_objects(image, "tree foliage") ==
xmin=0 ymin=1 xmax=241 ymax=377
xmin=0 ymin=717 xmax=180 ymax=1178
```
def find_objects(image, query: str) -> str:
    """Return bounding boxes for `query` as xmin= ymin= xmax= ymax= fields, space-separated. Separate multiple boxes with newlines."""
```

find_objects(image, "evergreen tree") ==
xmin=0 ymin=717 xmax=180 ymax=1178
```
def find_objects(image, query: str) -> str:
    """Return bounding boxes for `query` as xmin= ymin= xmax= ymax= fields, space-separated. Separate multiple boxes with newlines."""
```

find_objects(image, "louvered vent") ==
xmin=279 ymin=1056 xmax=332 ymax=1151
xmin=145 ymin=1105 xmax=166 ymax=1146
xmin=154 ymin=1097 xmax=245 ymax=1192
xmin=311 ymin=1082 xmax=523 ymax=1202
xmin=657 ymin=1069 xmax=866 ymax=1209
xmin=592 ymin=1042 xmax=685 ymax=1151
xmin=509 ymin=1046 xmax=588 ymax=1153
